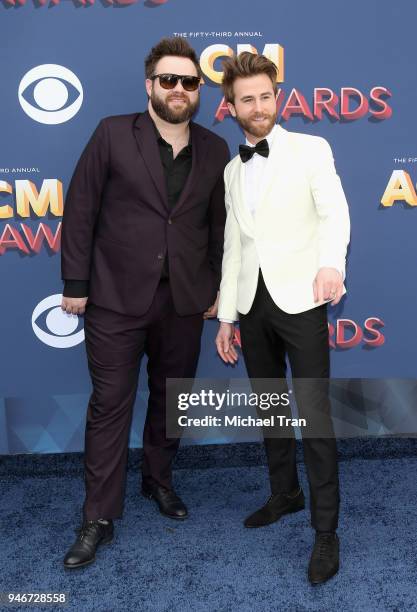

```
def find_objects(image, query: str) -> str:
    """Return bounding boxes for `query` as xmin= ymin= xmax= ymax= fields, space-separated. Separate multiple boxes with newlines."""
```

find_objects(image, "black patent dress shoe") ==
xmin=244 ymin=488 xmax=305 ymax=528
xmin=63 ymin=519 xmax=114 ymax=569
xmin=308 ymin=532 xmax=340 ymax=585
xmin=141 ymin=483 xmax=188 ymax=520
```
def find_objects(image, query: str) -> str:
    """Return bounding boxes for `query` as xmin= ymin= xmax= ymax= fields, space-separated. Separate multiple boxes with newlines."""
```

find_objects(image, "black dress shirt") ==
xmin=63 ymin=121 xmax=192 ymax=297
xmin=157 ymin=128 xmax=192 ymax=279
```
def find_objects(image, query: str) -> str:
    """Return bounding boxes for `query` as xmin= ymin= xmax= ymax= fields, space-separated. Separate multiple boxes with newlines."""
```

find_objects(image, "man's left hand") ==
xmin=313 ymin=268 xmax=343 ymax=306
xmin=203 ymin=291 xmax=219 ymax=319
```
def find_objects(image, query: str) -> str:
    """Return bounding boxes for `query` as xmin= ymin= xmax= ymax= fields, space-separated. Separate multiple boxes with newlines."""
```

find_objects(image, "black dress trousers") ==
xmin=239 ymin=271 xmax=340 ymax=533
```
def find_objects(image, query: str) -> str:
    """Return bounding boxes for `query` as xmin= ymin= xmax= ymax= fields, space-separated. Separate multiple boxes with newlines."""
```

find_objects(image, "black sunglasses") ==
xmin=150 ymin=73 xmax=201 ymax=92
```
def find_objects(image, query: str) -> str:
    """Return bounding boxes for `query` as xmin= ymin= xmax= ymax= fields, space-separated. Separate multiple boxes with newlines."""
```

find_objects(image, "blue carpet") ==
xmin=2 ymin=438 xmax=417 ymax=477
xmin=1 ymin=457 xmax=416 ymax=612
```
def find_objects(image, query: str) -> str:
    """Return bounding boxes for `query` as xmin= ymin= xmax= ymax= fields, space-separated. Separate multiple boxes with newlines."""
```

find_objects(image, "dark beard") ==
xmin=236 ymin=111 xmax=277 ymax=139
xmin=150 ymin=89 xmax=199 ymax=124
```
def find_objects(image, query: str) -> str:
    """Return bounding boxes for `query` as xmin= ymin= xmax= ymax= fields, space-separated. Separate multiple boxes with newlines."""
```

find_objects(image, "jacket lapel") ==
xmin=228 ymin=158 xmax=255 ymax=238
xmin=133 ymin=111 xmax=169 ymax=213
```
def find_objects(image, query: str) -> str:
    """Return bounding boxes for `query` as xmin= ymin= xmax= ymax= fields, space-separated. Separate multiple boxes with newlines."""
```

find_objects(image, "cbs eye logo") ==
xmin=32 ymin=294 xmax=85 ymax=349
xmin=18 ymin=64 xmax=83 ymax=125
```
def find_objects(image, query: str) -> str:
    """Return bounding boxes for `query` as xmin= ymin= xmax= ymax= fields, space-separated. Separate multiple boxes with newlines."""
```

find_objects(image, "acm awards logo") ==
xmin=199 ymin=43 xmax=392 ymax=123
xmin=233 ymin=318 xmax=385 ymax=350
xmin=380 ymin=169 xmax=417 ymax=207
xmin=0 ymin=179 xmax=62 ymax=255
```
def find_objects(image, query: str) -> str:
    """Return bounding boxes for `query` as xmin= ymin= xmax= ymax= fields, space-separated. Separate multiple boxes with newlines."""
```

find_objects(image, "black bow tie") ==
xmin=239 ymin=139 xmax=269 ymax=163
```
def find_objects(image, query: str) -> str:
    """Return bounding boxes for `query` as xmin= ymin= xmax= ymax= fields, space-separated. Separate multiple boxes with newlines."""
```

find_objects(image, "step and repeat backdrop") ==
xmin=1 ymin=0 xmax=416 ymax=453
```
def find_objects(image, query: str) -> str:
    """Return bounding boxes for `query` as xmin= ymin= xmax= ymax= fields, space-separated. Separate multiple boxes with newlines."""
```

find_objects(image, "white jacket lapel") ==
xmin=254 ymin=124 xmax=289 ymax=218
xmin=228 ymin=157 xmax=255 ymax=238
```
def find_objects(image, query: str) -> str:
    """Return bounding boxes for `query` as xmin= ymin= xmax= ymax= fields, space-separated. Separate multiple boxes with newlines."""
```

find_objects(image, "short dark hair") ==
xmin=221 ymin=52 xmax=278 ymax=103
xmin=145 ymin=37 xmax=202 ymax=79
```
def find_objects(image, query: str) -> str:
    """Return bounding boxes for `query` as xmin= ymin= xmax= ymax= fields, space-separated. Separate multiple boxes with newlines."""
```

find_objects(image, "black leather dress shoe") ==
xmin=308 ymin=532 xmax=340 ymax=585
xmin=142 ymin=483 xmax=188 ymax=520
xmin=244 ymin=488 xmax=305 ymax=528
xmin=63 ymin=520 xmax=114 ymax=569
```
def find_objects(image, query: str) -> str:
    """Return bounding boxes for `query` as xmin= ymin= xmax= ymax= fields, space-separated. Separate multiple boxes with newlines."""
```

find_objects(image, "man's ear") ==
xmin=227 ymin=102 xmax=237 ymax=118
xmin=145 ymin=79 xmax=152 ymax=98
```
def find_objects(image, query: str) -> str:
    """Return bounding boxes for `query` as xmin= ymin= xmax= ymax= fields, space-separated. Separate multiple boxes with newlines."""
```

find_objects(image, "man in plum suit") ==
xmin=61 ymin=37 xmax=229 ymax=568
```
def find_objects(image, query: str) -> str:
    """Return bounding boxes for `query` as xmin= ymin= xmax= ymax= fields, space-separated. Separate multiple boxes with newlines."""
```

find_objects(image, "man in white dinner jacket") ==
xmin=215 ymin=52 xmax=350 ymax=586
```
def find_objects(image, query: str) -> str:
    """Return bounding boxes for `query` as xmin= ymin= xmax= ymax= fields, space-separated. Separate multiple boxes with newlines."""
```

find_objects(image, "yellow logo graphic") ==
xmin=380 ymin=171 xmax=417 ymax=207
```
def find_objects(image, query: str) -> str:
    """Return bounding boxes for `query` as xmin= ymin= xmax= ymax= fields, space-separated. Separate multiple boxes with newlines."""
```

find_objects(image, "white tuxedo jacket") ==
xmin=218 ymin=125 xmax=350 ymax=320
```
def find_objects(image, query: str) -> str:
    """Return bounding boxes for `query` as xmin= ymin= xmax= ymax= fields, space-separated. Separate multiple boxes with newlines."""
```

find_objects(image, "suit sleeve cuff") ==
xmin=63 ymin=280 xmax=89 ymax=298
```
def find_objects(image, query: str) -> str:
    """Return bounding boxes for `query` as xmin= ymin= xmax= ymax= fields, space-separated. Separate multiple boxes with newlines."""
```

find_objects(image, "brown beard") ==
xmin=235 ymin=110 xmax=277 ymax=139
xmin=150 ymin=89 xmax=199 ymax=124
